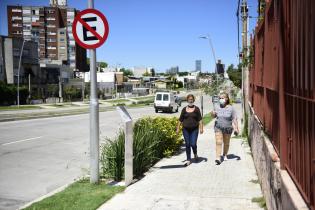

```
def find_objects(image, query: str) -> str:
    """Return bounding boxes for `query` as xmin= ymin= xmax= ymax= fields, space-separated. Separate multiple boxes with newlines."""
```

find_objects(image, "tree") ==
xmin=142 ymin=71 xmax=151 ymax=77
xmin=177 ymin=81 xmax=183 ymax=88
xmin=64 ymin=86 xmax=81 ymax=102
xmin=99 ymin=62 xmax=108 ymax=68
xmin=150 ymin=68 xmax=156 ymax=77
xmin=178 ymin=72 xmax=189 ymax=76
xmin=227 ymin=64 xmax=242 ymax=88
xmin=120 ymin=68 xmax=133 ymax=77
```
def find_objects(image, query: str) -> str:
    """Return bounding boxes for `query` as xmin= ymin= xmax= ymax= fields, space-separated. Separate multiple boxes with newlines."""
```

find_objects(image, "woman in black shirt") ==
xmin=176 ymin=94 xmax=204 ymax=166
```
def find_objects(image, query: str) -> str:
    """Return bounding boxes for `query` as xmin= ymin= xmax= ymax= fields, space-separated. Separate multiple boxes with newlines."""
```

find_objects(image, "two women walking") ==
xmin=177 ymin=92 xmax=239 ymax=166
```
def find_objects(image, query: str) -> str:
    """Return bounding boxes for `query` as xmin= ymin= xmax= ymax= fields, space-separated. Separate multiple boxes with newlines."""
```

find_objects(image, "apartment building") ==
xmin=7 ymin=3 xmax=87 ymax=72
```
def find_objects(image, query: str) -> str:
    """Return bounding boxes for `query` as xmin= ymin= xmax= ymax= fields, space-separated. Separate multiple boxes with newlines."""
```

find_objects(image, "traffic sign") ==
xmin=72 ymin=8 xmax=109 ymax=49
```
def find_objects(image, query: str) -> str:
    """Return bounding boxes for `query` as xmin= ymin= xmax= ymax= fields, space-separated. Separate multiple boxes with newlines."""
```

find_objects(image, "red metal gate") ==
xmin=249 ymin=0 xmax=315 ymax=209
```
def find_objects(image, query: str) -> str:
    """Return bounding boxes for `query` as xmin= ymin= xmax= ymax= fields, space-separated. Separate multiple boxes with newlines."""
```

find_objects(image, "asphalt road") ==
xmin=0 ymin=93 xmax=213 ymax=210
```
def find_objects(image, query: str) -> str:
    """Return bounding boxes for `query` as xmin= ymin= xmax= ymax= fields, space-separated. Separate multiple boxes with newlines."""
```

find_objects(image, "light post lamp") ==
xmin=17 ymin=39 xmax=27 ymax=108
xmin=199 ymin=34 xmax=219 ymax=93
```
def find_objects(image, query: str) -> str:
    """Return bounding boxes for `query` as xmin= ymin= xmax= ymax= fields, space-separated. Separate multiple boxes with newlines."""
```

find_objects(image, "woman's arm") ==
xmin=199 ymin=121 xmax=204 ymax=134
xmin=232 ymin=118 xmax=239 ymax=133
xmin=210 ymin=111 xmax=217 ymax=118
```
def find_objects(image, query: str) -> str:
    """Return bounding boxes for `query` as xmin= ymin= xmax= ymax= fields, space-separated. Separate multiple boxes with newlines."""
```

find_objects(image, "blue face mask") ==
xmin=219 ymin=98 xmax=226 ymax=105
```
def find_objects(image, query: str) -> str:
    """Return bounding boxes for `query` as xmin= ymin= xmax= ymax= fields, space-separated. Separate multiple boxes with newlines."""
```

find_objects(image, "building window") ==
xmin=13 ymin=48 xmax=20 ymax=56
xmin=60 ymin=38 xmax=65 ymax=42
xmin=48 ymin=54 xmax=56 ymax=58
xmin=22 ymin=9 xmax=31 ymax=15
xmin=12 ymin=16 xmax=22 ymax=20
xmin=47 ymin=24 xmax=55 ymax=28
xmin=23 ymin=25 xmax=31 ymax=30
xmin=12 ymin=8 xmax=22 ymax=12
xmin=48 ymin=10 xmax=55 ymax=14
xmin=12 ymin=23 xmax=22 ymax=27
xmin=60 ymin=31 xmax=65 ymax=35
xmin=13 ymin=31 xmax=22 ymax=35
xmin=47 ymin=39 xmax=56 ymax=42
xmin=60 ymin=46 xmax=66 ymax=50
xmin=47 ymin=32 xmax=56 ymax=35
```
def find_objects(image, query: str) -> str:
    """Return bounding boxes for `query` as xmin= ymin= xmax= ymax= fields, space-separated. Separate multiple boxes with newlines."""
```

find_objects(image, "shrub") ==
xmin=100 ymin=117 xmax=183 ymax=181
xmin=100 ymin=130 xmax=125 ymax=181
xmin=0 ymin=82 xmax=28 ymax=105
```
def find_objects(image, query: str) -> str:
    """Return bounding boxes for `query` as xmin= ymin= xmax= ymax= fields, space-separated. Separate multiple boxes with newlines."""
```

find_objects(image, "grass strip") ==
xmin=23 ymin=179 xmax=125 ymax=210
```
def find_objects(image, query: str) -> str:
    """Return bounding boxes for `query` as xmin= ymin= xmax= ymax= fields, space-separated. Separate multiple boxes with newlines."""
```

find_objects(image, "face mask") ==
xmin=188 ymin=102 xmax=194 ymax=107
xmin=219 ymin=98 xmax=226 ymax=105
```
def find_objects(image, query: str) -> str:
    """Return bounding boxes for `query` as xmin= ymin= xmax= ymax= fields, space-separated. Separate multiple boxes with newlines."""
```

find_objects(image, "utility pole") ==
xmin=17 ymin=39 xmax=26 ymax=107
xmin=241 ymin=0 xmax=249 ymax=114
xmin=28 ymin=73 xmax=31 ymax=100
xmin=58 ymin=73 xmax=62 ymax=102
xmin=199 ymin=35 xmax=218 ymax=94
xmin=88 ymin=0 xmax=100 ymax=184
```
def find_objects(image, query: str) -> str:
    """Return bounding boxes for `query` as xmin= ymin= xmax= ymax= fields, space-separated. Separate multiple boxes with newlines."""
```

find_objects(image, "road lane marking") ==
xmin=1 ymin=136 xmax=43 ymax=146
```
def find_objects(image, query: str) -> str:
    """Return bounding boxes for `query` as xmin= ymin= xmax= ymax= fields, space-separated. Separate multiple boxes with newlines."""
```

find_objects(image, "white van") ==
xmin=154 ymin=92 xmax=179 ymax=113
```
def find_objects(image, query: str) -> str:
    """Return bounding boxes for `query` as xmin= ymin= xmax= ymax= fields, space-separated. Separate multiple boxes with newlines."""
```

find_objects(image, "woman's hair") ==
xmin=186 ymin=94 xmax=195 ymax=102
xmin=220 ymin=92 xmax=230 ymax=104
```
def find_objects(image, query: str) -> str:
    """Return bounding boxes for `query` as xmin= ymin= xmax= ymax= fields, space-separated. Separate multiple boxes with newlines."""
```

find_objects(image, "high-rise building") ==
xmin=166 ymin=66 xmax=179 ymax=75
xmin=7 ymin=4 xmax=87 ymax=72
xmin=195 ymin=60 xmax=201 ymax=72
xmin=216 ymin=59 xmax=225 ymax=74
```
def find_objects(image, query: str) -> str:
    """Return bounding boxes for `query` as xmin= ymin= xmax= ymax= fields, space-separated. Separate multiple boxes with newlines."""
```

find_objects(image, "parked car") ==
xmin=174 ymin=95 xmax=182 ymax=106
xmin=154 ymin=92 xmax=179 ymax=113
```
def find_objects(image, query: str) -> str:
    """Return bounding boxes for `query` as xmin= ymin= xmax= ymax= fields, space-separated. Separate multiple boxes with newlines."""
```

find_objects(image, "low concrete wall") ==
xmin=248 ymin=104 xmax=309 ymax=210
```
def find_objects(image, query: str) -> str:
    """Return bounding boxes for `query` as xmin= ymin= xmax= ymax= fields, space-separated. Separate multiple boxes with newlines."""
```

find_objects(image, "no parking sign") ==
xmin=72 ymin=9 xmax=109 ymax=49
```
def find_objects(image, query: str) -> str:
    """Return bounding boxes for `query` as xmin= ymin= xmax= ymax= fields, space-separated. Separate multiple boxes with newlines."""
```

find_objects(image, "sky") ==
xmin=0 ymin=0 xmax=258 ymax=72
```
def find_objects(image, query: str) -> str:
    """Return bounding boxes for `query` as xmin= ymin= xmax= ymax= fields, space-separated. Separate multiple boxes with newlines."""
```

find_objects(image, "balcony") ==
xmin=12 ymin=9 xmax=22 ymax=13
xmin=12 ymin=16 xmax=22 ymax=20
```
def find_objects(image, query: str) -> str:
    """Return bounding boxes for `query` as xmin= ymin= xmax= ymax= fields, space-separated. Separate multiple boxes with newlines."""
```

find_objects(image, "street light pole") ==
xmin=199 ymin=34 xmax=219 ymax=93
xmin=17 ymin=39 xmax=26 ymax=108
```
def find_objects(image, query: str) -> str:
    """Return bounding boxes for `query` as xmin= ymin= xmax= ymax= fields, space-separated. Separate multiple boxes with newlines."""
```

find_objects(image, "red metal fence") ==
xmin=249 ymin=0 xmax=315 ymax=209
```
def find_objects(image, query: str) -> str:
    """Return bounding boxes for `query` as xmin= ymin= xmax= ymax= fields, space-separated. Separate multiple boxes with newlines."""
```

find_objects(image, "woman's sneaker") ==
xmin=194 ymin=154 xmax=199 ymax=161
xmin=184 ymin=160 xmax=191 ymax=166
xmin=215 ymin=159 xmax=221 ymax=165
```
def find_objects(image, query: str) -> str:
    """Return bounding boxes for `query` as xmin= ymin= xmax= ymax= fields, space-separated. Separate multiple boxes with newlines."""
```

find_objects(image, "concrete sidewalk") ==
xmin=98 ymin=114 xmax=263 ymax=210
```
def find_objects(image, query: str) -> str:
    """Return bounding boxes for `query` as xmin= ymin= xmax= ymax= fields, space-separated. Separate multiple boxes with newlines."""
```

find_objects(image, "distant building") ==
xmin=132 ymin=67 xmax=150 ymax=77
xmin=195 ymin=60 xmax=201 ymax=72
xmin=166 ymin=66 xmax=179 ymax=75
xmin=0 ymin=36 xmax=40 ymax=85
xmin=7 ymin=4 xmax=87 ymax=72
xmin=216 ymin=60 xmax=225 ymax=74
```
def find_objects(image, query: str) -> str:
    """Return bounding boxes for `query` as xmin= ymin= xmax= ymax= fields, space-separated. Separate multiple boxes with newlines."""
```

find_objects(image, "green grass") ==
xmin=202 ymin=113 xmax=213 ymax=125
xmin=251 ymin=196 xmax=267 ymax=209
xmin=132 ymin=96 xmax=155 ymax=101
xmin=127 ymin=103 xmax=147 ymax=108
xmin=106 ymin=99 xmax=129 ymax=104
xmin=0 ymin=105 xmax=41 ymax=111
xmin=23 ymin=179 xmax=125 ymax=210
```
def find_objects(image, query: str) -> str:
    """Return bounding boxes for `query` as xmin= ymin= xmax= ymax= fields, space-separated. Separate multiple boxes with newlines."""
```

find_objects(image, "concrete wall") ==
xmin=4 ymin=38 xmax=14 ymax=84
xmin=248 ymin=104 xmax=309 ymax=210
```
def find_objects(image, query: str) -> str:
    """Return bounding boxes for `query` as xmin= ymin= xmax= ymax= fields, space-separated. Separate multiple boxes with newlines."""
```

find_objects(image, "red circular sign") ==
xmin=72 ymin=9 xmax=109 ymax=49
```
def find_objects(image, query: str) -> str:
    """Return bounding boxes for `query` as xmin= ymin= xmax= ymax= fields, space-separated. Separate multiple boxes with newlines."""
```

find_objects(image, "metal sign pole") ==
xmin=88 ymin=0 xmax=99 ymax=184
